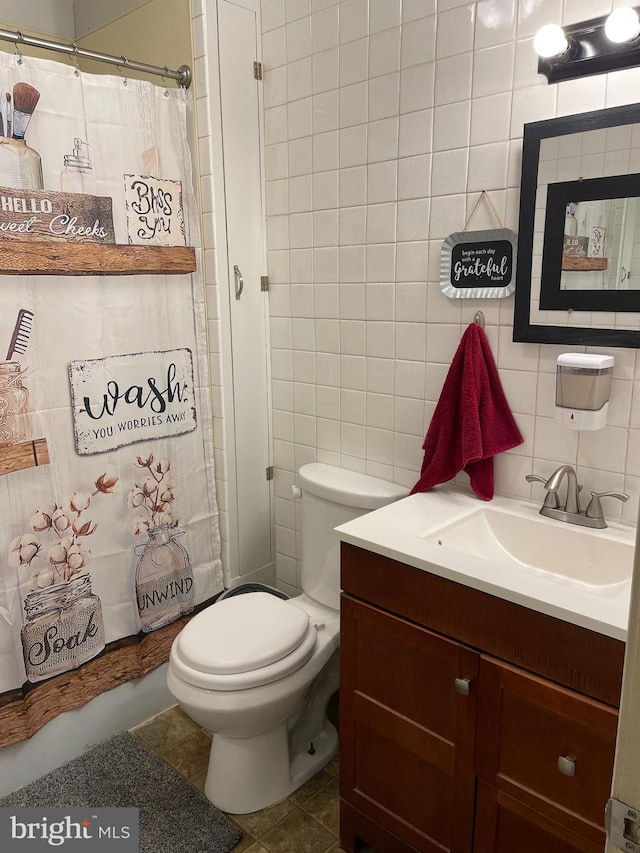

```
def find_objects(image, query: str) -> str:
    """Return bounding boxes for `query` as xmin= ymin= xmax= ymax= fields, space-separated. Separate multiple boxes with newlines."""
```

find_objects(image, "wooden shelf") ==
xmin=0 ymin=241 xmax=196 ymax=276
xmin=0 ymin=438 xmax=49 ymax=476
xmin=561 ymin=256 xmax=608 ymax=272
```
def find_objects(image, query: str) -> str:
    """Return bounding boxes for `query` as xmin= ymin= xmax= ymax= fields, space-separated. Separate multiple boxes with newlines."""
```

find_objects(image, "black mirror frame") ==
xmin=513 ymin=103 xmax=640 ymax=348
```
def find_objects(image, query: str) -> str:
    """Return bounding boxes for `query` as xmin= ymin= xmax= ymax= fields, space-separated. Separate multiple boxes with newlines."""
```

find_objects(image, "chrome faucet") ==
xmin=526 ymin=465 xmax=628 ymax=529
xmin=543 ymin=464 xmax=581 ymax=514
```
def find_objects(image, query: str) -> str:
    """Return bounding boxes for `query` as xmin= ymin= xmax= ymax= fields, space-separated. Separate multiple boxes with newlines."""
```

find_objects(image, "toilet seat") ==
xmin=170 ymin=592 xmax=319 ymax=691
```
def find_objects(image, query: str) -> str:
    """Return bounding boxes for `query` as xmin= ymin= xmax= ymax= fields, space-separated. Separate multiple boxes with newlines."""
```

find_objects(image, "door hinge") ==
xmin=266 ymin=466 xmax=274 ymax=481
xmin=260 ymin=275 xmax=269 ymax=292
xmin=606 ymin=797 xmax=640 ymax=851
xmin=253 ymin=61 xmax=263 ymax=80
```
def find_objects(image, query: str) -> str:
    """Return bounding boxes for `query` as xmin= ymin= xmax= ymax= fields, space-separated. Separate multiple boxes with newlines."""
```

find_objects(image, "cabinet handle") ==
xmin=454 ymin=677 xmax=471 ymax=695
xmin=557 ymin=755 xmax=576 ymax=777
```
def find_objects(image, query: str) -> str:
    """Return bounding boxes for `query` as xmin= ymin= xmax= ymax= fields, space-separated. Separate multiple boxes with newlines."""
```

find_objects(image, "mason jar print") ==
xmin=21 ymin=573 xmax=105 ymax=683
xmin=135 ymin=524 xmax=194 ymax=633
xmin=0 ymin=360 xmax=32 ymax=447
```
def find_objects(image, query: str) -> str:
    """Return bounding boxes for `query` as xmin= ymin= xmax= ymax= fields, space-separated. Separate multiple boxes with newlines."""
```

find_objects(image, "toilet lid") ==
xmin=175 ymin=592 xmax=313 ymax=675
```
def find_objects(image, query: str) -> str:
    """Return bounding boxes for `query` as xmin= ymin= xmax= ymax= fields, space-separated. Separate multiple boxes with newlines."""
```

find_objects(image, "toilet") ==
xmin=166 ymin=463 xmax=407 ymax=814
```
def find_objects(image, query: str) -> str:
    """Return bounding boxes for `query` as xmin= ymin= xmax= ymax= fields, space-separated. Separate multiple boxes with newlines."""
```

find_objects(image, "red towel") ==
xmin=411 ymin=323 xmax=524 ymax=501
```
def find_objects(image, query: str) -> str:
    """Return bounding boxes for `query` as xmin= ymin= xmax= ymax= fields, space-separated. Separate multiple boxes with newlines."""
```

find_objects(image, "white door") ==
xmin=616 ymin=197 xmax=638 ymax=290
xmin=218 ymin=0 xmax=272 ymax=578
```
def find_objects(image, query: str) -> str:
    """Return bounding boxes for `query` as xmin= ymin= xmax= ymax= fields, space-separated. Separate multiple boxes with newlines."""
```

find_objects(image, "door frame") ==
xmin=608 ymin=520 xmax=640 ymax=851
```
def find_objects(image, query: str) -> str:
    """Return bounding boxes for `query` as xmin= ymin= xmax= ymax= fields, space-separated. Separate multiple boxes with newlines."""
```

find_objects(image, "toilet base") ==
xmin=204 ymin=718 xmax=338 ymax=815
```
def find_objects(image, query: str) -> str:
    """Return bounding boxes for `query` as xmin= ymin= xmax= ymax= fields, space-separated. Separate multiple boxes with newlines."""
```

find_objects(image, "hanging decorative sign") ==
xmin=440 ymin=190 xmax=517 ymax=299
xmin=68 ymin=347 xmax=197 ymax=455
xmin=440 ymin=228 xmax=517 ymax=298
xmin=0 ymin=187 xmax=115 ymax=243
xmin=124 ymin=175 xmax=186 ymax=246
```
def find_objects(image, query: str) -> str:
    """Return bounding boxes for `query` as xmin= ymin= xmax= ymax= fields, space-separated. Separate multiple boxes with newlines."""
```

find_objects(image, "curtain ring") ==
xmin=162 ymin=67 xmax=170 ymax=96
xmin=14 ymin=33 xmax=23 ymax=66
xmin=117 ymin=57 xmax=129 ymax=86
xmin=69 ymin=43 xmax=80 ymax=77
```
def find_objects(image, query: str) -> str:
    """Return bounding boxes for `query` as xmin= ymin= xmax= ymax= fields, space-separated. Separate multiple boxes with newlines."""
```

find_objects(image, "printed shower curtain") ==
xmin=0 ymin=52 xmax=222 ymax=746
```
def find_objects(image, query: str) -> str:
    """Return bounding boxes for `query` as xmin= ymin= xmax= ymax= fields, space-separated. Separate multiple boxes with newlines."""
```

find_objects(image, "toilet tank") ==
xmin=297 ymin=463 xmax=407 ymax=611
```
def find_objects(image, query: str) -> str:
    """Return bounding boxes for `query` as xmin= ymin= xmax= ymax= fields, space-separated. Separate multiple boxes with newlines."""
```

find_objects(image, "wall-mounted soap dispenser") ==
xmin=555 ymin=353 xmax=614 ymax=430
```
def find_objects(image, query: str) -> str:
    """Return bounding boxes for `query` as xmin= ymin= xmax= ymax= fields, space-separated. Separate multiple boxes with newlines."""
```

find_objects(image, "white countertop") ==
xmin=336 ymin=487 xmax=636 ymax=642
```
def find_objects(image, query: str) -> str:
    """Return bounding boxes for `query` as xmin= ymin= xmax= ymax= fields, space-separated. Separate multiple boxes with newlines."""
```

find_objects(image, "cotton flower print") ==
xmin=127 ymin=452 xmax=194 ymax=633
xmin=127 ymin=453 xmax=179 ymax=535
xmin=11 ymin=474 xmax=116 ymax=685
xmin=8 ymin=473 xmax=119 ymax=591
xmin=94 ymin=473 xmax=118 ymax=495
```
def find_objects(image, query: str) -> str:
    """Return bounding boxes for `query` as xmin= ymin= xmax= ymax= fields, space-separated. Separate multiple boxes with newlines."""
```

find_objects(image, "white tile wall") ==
xmin=259 ymin=0 xmax=640 ymax=588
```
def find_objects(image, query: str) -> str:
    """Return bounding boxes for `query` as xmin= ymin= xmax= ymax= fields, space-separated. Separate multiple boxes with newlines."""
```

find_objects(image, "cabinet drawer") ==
xmin=474 ymin=781 xmax=605 ymax=853
xmin=476 ymin=656 xmax=617 ymax=832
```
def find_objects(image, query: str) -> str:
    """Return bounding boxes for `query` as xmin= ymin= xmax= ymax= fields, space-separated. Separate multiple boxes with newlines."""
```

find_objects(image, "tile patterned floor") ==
xmin=132 ymin=697 xmax=347 ymax=853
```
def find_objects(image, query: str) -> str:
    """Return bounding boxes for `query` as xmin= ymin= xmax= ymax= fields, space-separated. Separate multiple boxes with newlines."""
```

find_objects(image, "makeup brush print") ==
xmin=0 ymin=82 xmax=42 ymax=190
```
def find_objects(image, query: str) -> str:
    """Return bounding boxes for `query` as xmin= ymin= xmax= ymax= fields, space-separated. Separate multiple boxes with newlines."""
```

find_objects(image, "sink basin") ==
xmin=336 ymin=488 xmax=635 ymax=639
xmin=422 ymin=506 xmax=634 ymax=589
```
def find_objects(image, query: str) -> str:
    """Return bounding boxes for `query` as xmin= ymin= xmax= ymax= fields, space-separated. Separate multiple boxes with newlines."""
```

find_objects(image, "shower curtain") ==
xmin=0 ymin=51 xmax=222 ymax=747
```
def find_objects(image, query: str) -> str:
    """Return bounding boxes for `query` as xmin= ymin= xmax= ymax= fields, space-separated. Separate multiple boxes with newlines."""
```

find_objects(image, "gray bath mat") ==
xmin=0 ymin=731 xmax=241 ymax=853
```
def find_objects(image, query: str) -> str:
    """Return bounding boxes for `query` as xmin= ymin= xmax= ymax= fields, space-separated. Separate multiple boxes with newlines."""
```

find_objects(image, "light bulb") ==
xmin=533 ymin=24 xmax=569 ymax=58
xmin=604 ymin=6 xmax=640 ymax=43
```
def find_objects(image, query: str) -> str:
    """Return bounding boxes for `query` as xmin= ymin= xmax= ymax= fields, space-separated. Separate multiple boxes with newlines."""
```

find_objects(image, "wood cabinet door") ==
xmin=476 ymin=655 xmax=617 ymax=847
xmin=474 ymin=782 xmax=606 ymax=853
xmin=340 ymin=595 xmax=479 ymax=853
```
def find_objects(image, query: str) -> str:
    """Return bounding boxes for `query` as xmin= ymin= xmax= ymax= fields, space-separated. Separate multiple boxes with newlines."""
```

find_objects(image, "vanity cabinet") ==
xmin=339 ymin=543 xmax=624 ymax=853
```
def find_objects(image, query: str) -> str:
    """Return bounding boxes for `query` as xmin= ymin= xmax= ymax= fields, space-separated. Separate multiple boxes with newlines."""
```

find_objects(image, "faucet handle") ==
xmin=525 ymin=474 xmax=560 ymax=509
xmin=585 ymin=491 xmax=629 ymax=521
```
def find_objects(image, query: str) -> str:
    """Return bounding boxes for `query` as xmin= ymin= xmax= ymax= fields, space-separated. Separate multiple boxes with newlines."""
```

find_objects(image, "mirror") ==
xmin=541 ymin=173 xmax=640 ymax=308
xmin=513 ymin=103 xmax=640 ymax=347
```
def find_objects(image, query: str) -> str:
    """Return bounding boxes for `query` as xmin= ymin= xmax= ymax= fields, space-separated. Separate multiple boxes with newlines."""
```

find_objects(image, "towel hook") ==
xmin=474 ymin=311 xmax=485 ymax=329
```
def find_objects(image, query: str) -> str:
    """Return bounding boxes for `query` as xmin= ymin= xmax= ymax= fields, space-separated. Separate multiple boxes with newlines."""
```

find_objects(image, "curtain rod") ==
xmin=0 ymin=27 xmax=192 ymax=88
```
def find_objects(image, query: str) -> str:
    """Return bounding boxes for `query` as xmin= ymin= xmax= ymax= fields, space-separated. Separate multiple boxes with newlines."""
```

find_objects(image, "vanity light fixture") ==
xmin=533 ymin=24 xmax=571 ymax=59
xmin=535 ymin=6 xmax=640 ymax=83
xmin=605 ymin=6 xmax=640 ymax=42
